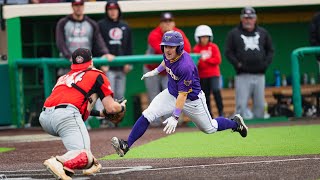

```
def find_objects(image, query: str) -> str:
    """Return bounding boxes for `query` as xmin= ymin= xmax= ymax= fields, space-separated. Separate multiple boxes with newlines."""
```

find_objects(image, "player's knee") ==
xmin=201 ymin=128 xmax=217 ymax=134
xmin=200 ymin=119 xmax=218 ymax=134
xmin=56 ymin=149 xmax=93 ymax=170
xmin=142 ymin=109 xmax=157 ymax=123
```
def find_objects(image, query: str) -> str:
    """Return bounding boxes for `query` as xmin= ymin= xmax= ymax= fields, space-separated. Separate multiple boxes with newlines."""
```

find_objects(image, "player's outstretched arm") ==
xmin=141 ymin=61 xmax=166 ymax=80
xmin=163 ymin=92 xmax=188 ymax=134
xmin=101 ymin=95 xmax=127 ymax=114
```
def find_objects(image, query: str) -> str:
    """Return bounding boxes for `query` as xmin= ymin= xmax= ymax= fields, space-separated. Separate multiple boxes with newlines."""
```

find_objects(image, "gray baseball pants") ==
xmin=235 ymin=74 xmax=265 ymax=118
xmin=39 ymin=105 xmax=90 ymax=151
xmin=106 ymin=70 xmax=127 ymax=100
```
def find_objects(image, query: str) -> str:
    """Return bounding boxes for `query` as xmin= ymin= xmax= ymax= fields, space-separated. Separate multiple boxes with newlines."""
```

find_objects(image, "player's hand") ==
xmin=123 ymin=64 xmax=133 ymax=74
xmin=141 ymin=69 xmax=159 ymax=80
xmin=103 ymin=54 xmax=115 ymax=62
xmin=100 ymin=65 xmax=109 ymax=73
xmin=163 ymin=116 xmax=178 ymax=134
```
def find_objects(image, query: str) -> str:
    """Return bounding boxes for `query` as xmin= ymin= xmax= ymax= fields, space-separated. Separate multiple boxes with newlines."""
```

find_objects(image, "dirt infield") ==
xmin=0 ymin=119 xmax=319 ymax=179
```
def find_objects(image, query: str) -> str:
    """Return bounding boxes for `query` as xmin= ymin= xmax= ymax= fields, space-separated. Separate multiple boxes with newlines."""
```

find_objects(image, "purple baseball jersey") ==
xmin=164 ymin=51 xmax=201 ymax=100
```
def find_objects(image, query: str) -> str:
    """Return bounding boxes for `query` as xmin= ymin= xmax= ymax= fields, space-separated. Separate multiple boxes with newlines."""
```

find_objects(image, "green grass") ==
xmin=103 ymin=124 xmax=320 ymax=160
xmin=0 ymin=147 xmax=15 ymax=153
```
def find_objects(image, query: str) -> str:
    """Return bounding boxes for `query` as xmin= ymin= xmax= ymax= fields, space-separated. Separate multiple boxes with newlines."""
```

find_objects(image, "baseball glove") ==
xmin=103 ymin=98 xmax=126 ymax=125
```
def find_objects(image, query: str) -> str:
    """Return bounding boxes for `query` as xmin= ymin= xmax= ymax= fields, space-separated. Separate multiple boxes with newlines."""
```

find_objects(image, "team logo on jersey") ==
xmin=184 ymin=80 xmax=192 ymax=86
xmin=75 ymin=56 xmax=84 ymax=63
xmin=200 ymin=47 xmax=212 ymax=60
xmin=165 ymin=67 xmax=179 ymax=80
xmin=165 ymin=36 xmax=172 ymax=41
xmin=72 ymin=24 xmax=87 ymax=36
xmin=109 ymin=27 xmax=123 ymax=40
xmin=240 ymin=32 xmax=260 ymax=51
xmin=109 ymin=27 xmax=123 ymax=45
xmin=53 ymin=71 xmax=85 ymax=90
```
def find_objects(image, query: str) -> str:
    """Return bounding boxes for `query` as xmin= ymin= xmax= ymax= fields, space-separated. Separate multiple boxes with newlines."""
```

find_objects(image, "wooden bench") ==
xmin=271 ymin=85 xmax=320 ymax=116
xmin=135 ymin=85 xmax=320 ymax=121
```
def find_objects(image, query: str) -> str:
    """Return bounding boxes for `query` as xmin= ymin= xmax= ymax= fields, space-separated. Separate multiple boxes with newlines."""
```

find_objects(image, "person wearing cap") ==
xmin=224 ymin=7 xmax=274 ymax=119
xmin=144 ymin=12 xmax=191 ymax=125
xmin=56 ymin=0 xmax=114 ymax=76
xmin=39 ymin=48 xmax=127 ymax=179
xmin=97 ymin=0 xmax=132 ymax=100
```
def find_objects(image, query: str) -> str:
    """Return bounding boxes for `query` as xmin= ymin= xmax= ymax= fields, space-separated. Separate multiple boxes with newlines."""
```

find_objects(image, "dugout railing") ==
xmin=291 ymin=46 xmax=320 ymax=117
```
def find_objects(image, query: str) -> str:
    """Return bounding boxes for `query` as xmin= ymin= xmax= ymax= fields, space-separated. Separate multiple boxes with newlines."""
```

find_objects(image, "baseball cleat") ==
xmin=43 ymin=157 xmax=72 ymax=180
xmin=82 ymin=157 xmax=102 ymax=175
xmin=232 ymin=114 xmax=248 ymax=138
xmin=82 ymin=162 xmax=102 ymax=175
xmin=111 ymin=137 xmax=129 ymax=157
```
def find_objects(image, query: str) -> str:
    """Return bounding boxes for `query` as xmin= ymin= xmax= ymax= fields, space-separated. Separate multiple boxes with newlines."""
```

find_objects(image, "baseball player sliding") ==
xmin=111 ymin=31 xmax=248 ymax=157
xmin=39 ymin=48 xmax=126 ymax=179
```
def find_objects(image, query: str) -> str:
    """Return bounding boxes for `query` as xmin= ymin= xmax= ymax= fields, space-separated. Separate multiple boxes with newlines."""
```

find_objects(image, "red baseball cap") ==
xmin=71 ymin=0 xmax=84 ymax=5
xmin=106 ymin=1 xmax=119 ymax=9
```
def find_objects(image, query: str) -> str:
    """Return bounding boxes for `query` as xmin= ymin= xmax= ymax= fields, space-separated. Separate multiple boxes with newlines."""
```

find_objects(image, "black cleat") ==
xmin=232 ymin=114 xmax=248 ymax=138
xmin=111 ymin=137 xmax=129 ymax=157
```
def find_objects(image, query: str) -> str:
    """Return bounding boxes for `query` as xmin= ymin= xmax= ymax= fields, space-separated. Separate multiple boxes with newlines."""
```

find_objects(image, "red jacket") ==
xmin=193 ymin=42 xmax=221 ymax=78
xmin=146 ymin=26 xmax=191 ymax=75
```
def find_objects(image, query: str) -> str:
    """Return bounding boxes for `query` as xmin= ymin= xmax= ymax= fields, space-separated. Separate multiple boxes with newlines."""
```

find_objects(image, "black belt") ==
xmin=42 ymin=104 xmax=68 ymax=111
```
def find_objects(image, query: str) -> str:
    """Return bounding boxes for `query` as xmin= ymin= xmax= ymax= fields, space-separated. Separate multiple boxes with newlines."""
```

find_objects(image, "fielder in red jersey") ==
xmin=40 ymin=48 xmax=127 ymax=179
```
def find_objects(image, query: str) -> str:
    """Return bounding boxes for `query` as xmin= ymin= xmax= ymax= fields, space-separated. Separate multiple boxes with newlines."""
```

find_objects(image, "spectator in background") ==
xmin=193 ymin=25 xmax=224 ymax=117
xmin=145 ymin=12 xmax=191 ymax=102
xmin=224 ymin=7 xmax=274 ymax=119
xmin=309 ymin=11 xmax=320 ymax=74
xmin=55 ymin=0 xmax=114 ymax=76
xmin=55 ymin=0 xmax=114 ymax=129
xmin=97 ymin=0 xmax=132 ymax=100
xmin=145 ymin=12 xmax=191 ymax=125
xmin=95 ymin=0 xmax=132 ymax=127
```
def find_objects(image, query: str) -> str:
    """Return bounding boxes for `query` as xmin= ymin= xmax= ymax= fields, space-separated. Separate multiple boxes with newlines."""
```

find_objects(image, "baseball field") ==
xmin=0 ymin=118 xmax=319 ymax=179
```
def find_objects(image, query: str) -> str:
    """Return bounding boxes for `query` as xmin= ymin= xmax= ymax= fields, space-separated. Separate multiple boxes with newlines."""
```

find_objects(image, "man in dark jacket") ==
xmin=225 ymin=7 xmax=274 ymax=119
xmin=97 ymin=0 xmax=132 ymax=100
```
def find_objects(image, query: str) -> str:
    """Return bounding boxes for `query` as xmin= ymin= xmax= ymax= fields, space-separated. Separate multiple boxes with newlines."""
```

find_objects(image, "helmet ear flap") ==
xmin=161 ymin=45 xmax=164 ymax=53
xmin=176 ymin=45 xmax=184 ymax=54
xmin=162 ymin=45 xmax=184 ymax=54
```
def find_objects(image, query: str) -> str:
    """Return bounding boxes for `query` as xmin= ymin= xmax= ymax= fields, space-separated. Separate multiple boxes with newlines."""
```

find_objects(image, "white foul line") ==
xmin=1 ymin=157 xmax=319 ymax=176
xmin=144 ymin=157 xmax=320 ymax=171
xmin=100 ymin=157 xmax=320 ymax=175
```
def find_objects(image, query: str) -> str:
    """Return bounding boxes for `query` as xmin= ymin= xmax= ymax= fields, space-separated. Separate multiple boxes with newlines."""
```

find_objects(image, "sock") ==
xmin=215 ymin=117 xmax=238 ymax=131
xmin=127 ymin=115 xmax=150 ymax=147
